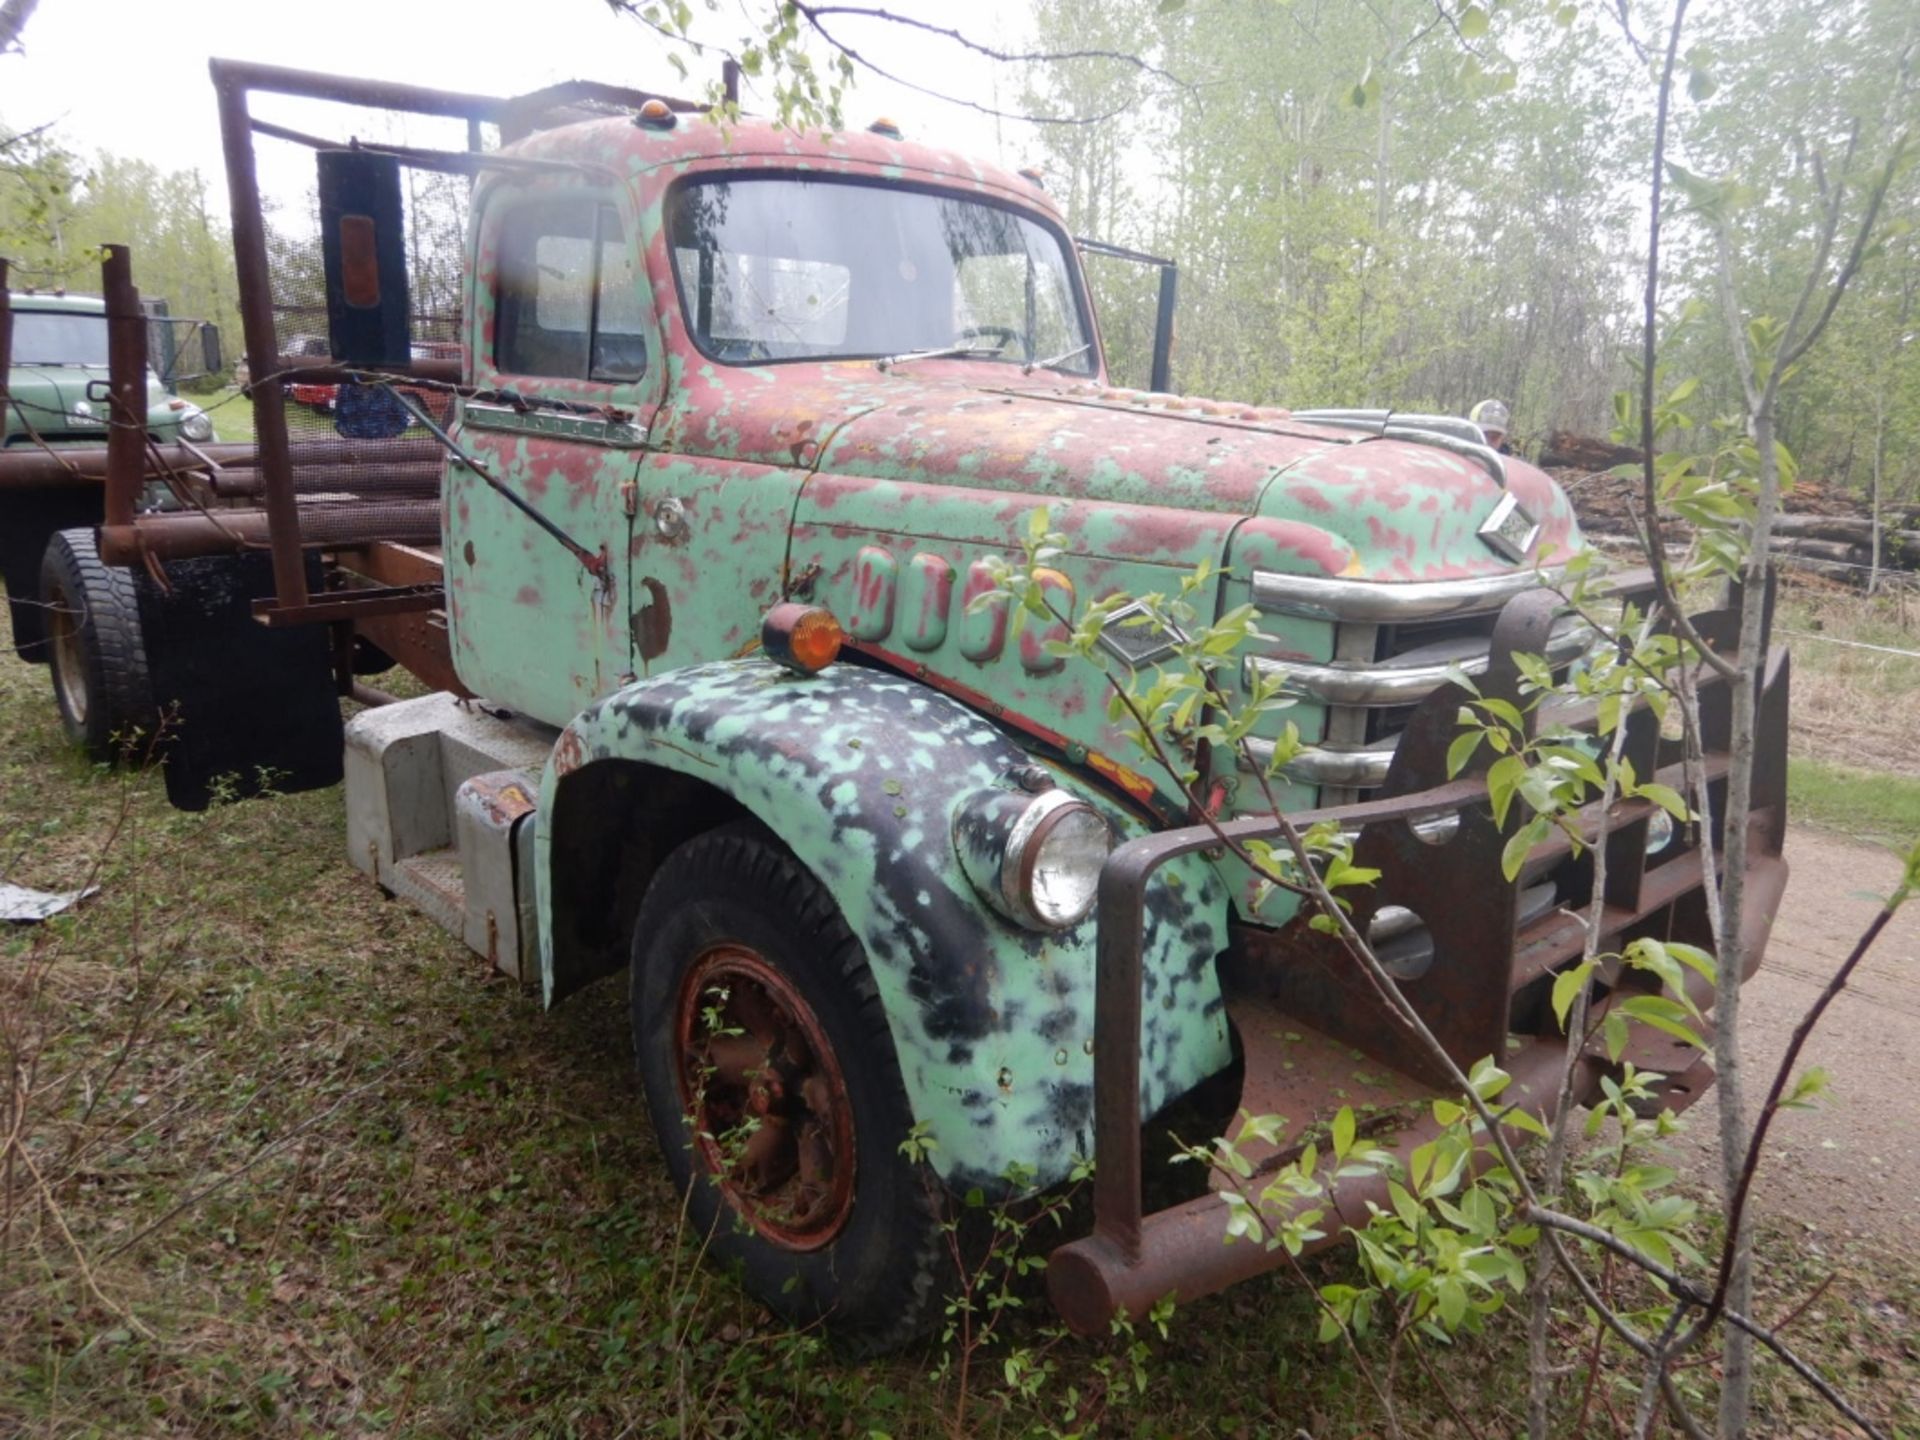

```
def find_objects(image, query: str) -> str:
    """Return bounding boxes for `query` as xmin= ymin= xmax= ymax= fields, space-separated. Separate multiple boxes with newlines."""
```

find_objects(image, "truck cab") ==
xmin=3 ymin=292 xmax=216 ymax=448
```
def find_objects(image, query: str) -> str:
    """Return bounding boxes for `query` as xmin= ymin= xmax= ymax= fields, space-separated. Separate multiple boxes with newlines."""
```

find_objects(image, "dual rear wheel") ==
xmin=38 ymin=528 xmax=157 ymax=760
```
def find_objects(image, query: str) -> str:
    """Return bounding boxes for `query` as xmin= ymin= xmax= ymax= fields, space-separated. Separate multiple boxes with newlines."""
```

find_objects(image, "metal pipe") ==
xmin=0 ymin=436 xmax=444 ymax=487
xmin=214 ymin=63 xmax=309 ymax=607
xmin=210 ymin=57 xmax=510 ymax=122
xmin=351 ymin=681 xmax=400 ymax=708
xmin=210 ymin=57 xmax=702 ymax=129
xmin=100 ymin=246 xmax=145 ymax=535
xmin=101 ymin=499 xmax=441 ymax=563
xmin=209 ymin=461 xmax=442 ymax=497
xmin=1051 ymin=1036 xmax=1586 ymax=1334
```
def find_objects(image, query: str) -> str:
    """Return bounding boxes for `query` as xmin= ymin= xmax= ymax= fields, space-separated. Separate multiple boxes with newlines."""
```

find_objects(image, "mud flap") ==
xmin=136 ymin=552 xmax=343 ymax=810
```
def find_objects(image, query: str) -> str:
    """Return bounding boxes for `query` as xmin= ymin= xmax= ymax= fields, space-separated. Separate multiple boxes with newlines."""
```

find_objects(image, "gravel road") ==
xmin=1674 ymin=827 xmax=1920 ymax=1259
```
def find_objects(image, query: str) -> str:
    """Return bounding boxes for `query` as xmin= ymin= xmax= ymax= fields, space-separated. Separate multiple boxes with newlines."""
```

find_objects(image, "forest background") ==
xmin=3 ymin=0 xmax=1914 ymax=510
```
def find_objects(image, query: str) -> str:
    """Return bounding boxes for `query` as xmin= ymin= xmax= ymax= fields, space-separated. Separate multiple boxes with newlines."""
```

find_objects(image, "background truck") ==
xmin=17 ymin=58 xmax=1789 ymax=1351
xmin=0 ymin=287 xmax=223 ymax=684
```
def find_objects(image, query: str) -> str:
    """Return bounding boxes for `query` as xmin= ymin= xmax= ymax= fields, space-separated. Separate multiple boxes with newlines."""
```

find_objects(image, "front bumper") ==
xmin=1048 ymin=576 xmax=1792 ymax=1333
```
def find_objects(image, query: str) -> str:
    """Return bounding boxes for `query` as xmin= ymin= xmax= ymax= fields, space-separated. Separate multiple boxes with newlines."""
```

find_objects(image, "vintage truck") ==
xmin=60 ymin=60 xmax=1789 ymax=1352
xmin=0 ymin=288 xmax=223 ymax=685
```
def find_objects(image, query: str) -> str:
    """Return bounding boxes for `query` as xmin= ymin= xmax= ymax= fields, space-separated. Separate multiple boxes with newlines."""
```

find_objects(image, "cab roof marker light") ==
xmin=635 ymin=98 xmax=678 ymax=130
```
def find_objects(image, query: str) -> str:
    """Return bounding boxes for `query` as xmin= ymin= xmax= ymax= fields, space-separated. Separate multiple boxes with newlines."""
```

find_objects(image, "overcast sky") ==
xmin=3 ymin=0 xmax=1045 ymax=211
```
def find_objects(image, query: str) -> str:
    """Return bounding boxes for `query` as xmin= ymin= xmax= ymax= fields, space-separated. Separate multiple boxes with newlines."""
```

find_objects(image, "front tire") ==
xmin=631 ymin=823 xmax=944 ymax=1352
xmin=39 ymin=528 xmax=157 ymax=760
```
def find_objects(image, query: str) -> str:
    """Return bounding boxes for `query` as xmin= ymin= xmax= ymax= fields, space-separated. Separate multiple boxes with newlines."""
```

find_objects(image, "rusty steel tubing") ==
xmin=1087 ymin=779 xmax=1485 ymax=1263
xmin=1052 ymin=1034 xmax=1583 ymax=1335
xmin=1046 ymin=845 xmax=1790 ymax=1335
xmin=214 ymin=64 xmax=308 ymax=608
xmin=101 ymin=246 xmax=146 ymax=535
xmin=102 ymin=499 xmax=441 ymax=563
xmin=0 ymin=437 xmax=445 ymax=488
xmin=208 ymin=461 xmax=443 ymax=498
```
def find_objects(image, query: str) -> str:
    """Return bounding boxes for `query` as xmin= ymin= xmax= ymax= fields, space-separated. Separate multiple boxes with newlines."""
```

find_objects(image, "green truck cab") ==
xmin=3 ymin=292 xmax=216 ymax=448
xmin=78 ymin=63 xmax=1790 ymax=1353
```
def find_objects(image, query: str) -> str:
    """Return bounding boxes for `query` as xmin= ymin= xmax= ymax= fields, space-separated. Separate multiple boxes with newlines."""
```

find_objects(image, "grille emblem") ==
xmin=1095 ymin=600 xmax=1186 ymax=669
xmin=1477 ymin=492 xmax=1540 ymax=562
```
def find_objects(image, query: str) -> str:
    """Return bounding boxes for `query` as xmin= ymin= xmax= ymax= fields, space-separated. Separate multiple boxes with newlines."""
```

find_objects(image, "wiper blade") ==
xmin=875 ymin=343 xmax=1005 ymax=371
xmin=1022 ymin=342 xmax=1092 ymax=375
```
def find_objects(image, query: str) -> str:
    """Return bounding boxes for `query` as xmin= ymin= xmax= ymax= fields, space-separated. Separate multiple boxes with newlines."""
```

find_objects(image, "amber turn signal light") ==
xmin=636 ymin=98 xmax=677 ymax=130
xmin=762 ymin=602 xmax=844 ymax=675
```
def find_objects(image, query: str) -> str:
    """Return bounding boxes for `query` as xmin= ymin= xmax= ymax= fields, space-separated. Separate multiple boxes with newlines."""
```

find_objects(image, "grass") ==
xmin=1789 ymin=757 xmax=1920 ymax=851
xmin=2 ymin=605 xmax=1917 ymax=1438
xmin=1778 ymin=582 xmax=1920 ymax=781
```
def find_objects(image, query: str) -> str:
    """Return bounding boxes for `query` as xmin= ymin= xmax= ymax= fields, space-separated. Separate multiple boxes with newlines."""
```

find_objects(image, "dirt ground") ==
xmin=1675 ymin=826 xmax=1920 ymax=1261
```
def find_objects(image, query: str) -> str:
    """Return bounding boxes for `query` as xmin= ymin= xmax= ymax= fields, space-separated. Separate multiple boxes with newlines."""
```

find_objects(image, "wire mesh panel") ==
xmin=243 ymin=101 xmax=488 ymax=530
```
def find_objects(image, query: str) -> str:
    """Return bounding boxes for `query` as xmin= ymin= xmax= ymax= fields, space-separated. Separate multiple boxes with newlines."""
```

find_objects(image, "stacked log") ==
xmin=1538 ymin=430 xmax=1645 ymax=471
xmin=1764 ymin=513 xmax=1920 ymax=587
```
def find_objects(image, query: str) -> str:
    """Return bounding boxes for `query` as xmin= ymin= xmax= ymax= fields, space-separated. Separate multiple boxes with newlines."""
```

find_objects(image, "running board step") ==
xmin=345 ymin=693 xmax=556 ymax=983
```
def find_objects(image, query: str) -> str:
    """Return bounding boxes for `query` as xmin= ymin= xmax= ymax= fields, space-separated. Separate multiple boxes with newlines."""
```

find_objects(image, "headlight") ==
xmin=1646 ymin=808 xmax=1676 ymax=855
xmin=179 ymin=407 xmax=214 ymax=442
xmin=954 ymin=784 xmax=1112 ymax=931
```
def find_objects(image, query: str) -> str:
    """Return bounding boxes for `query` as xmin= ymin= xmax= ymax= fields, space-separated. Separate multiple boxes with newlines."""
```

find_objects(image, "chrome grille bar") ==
xmin=1247 ymin=617 xmax=1595 ymax=707
xmin=1241 ymin=735 xmax=1398 ymax=788
xmin=1250 ymin=566 xmax=1557 ymax=622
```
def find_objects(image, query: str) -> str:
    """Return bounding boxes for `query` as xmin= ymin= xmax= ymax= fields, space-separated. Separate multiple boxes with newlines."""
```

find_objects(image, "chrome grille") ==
xmin=1242 ymin=568 xmax=1582 ymax=799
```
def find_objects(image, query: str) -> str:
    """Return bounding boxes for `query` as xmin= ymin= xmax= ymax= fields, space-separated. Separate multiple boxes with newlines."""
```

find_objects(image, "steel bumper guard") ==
xmin=1048 ymin=582 xmax=1792 ymax=1334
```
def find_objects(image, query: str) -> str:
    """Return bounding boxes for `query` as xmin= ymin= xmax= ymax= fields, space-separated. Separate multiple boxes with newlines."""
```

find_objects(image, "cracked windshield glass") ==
xmin=668 ymin=176 xmax=1092 ymax=371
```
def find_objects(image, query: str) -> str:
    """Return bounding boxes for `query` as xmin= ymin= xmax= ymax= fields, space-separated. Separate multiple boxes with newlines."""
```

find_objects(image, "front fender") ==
xmin=538 ymin=659 xmax=1232 ymax=1191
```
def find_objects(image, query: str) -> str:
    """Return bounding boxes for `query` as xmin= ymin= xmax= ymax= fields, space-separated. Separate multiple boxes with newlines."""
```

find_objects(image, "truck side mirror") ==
xmin=200 ymin=323 xmax=223 ymax=377
xmin=317 ymin=149 xmax=411 ymax=368
xmin=1150 ymin=262 xmax=1177 ymax=396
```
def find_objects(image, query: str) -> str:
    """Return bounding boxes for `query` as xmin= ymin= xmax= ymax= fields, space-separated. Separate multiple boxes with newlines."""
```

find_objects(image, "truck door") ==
xmin=446 ymin=187 xmax=657 ymax=724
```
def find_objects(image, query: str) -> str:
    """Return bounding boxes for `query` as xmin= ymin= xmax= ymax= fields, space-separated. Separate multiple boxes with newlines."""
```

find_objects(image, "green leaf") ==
xmin=1602 ymin=1011 xmax=1630 ymax=1062
xmin=1485 ymin=753 xmax=1528 ymax=830
xmin=1500 ymin=816 xmax=1548 ymax=882
xmin=1551 ymin=961 xmax=1596 ymax=1031
xmin=1618 ymin=995 xmax=1708 ymax=1049
xmin=1458 ymin=4 xmax=1489 ymax=40
xmin=1332 ymin=1105 xmax=1356 ymax=1160
xmin=1447 ymin=729 xmax=1485 ymax=778
xmin=1637 ymin=783 xmax=1689 ymax=820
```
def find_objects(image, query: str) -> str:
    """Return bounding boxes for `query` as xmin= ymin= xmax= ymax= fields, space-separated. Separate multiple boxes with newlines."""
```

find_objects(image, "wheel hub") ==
xmin=46 ymin=579 xmax=89 ymax=725
xmin=673 ymin=943 xmax=857 ymax=1250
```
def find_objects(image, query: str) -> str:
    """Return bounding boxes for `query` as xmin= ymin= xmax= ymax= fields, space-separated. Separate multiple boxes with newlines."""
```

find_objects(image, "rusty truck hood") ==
xmin=664 ymin=361 xmax=1580 ymax=581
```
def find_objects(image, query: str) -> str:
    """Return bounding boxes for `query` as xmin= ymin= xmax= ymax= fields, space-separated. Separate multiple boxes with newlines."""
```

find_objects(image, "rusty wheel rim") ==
xmin=674 ymin=942 xmax=857 ymax=1251
xmin=46 ymin=579 xmax=88 ymax=726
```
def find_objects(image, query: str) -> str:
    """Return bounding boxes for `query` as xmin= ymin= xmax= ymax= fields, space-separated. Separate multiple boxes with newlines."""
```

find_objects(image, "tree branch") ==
xmin=797 ymin=4 xmax=1192 ymax=89
xmin=1524 ymin=1206 xmax=1891 ymax=1440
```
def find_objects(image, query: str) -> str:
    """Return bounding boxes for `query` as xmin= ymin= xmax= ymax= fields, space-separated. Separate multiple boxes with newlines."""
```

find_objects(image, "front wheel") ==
xmin=630 ymin=823 xmax=944 ymax=1352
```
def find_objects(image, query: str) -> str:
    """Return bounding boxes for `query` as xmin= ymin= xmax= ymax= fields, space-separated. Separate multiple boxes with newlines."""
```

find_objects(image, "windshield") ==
xmin=10 ymin=310 xmax=109 ymax=367
xmin=667 ymin=176 xmax=1095 ymax=373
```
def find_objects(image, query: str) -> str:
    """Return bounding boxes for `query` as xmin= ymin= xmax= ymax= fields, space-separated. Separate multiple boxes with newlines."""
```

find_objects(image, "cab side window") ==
xmin=494 ymin=198 xmax=646 ymax=383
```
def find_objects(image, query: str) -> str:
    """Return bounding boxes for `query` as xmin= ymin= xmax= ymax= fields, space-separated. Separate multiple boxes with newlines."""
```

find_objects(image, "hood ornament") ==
xmin=1477 ymin=492 xmax=1539 ymax=562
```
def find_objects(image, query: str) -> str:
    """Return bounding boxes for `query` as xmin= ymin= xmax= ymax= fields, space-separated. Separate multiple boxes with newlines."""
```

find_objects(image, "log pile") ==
xmin=1543 ymin=431 xmax=1919 ymax=588
xmin=1538 ymin=430 xmax=1645 ymax=471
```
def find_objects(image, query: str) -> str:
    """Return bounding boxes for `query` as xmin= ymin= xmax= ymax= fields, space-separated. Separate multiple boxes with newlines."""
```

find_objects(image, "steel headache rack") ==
xmin=1048 ymin=573 xmax=1790 ymax=1333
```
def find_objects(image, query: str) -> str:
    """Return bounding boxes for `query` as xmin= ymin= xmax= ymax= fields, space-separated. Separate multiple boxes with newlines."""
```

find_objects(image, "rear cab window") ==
xmin=487 ymin=195 xmax=649 ymax=386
